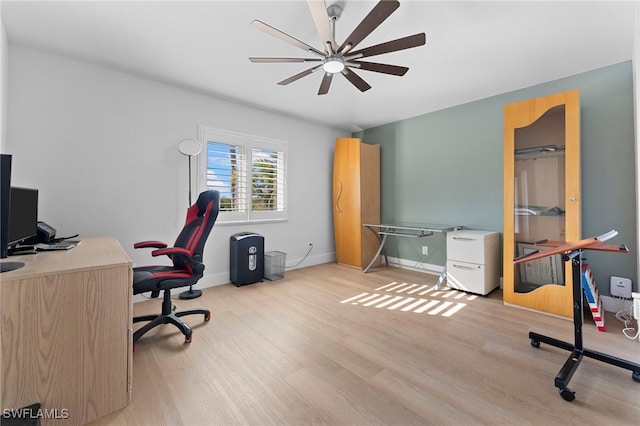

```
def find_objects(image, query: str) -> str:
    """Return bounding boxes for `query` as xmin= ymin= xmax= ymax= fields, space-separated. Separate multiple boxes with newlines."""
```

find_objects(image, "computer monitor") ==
xmin=8 ymin=187 xmax=38 ymax=248
xmin=1 ymin=155 xmax=29 ymax=272
xmin=0 ymin=154 xmax=11 ymax=258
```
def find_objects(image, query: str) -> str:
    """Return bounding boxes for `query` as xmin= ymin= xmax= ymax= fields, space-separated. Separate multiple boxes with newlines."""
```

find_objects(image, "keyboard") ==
xmin=35 ymin=240 xmax=80 ymax=251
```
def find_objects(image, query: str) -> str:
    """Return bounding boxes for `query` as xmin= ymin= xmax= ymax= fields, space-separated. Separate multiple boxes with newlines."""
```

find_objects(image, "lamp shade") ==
xmin=178 ymin=139 xmax=202 ymax=156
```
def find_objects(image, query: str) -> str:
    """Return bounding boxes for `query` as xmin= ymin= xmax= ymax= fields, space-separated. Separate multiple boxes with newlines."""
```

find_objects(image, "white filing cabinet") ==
xmin=447 ymin=230 xmax=500 ymax=295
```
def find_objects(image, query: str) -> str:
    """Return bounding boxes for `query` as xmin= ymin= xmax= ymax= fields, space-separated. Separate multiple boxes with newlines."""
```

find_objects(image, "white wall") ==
xmin=635 ymin=1 xmax=640 ymax=288
xmin=7 ymin=45 xmax=343 ymax=292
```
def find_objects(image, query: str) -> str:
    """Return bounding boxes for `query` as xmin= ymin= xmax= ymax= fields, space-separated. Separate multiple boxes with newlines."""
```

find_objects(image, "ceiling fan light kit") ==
xmin=249 ymin=0 xmax=426 ymax=95
xmin=323 ymin=56 xmax=345 ymax=73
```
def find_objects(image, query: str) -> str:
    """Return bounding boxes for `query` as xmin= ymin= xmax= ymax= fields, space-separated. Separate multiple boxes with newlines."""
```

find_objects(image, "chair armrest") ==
xmin=151 ymin=247 xmax=190 ymax=257
xmin=152 ymin=248 xmax=205 ymax=274
xmin=134 ymin=240 xmax=168 ymax=250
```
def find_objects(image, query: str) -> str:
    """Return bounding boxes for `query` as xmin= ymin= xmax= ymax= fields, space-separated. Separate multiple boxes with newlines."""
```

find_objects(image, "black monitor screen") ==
xmin=0 ymin=154 xmax=11 ymax=258
xmin=8 ymin=187 xmax=38 ymax=247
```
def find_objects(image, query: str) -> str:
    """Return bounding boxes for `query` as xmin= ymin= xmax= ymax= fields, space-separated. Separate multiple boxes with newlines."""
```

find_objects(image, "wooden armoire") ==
xmin=503 ymin=90 xmax=581 ymax=318
xmin=333 ymin=137 xmax=380 ymax=269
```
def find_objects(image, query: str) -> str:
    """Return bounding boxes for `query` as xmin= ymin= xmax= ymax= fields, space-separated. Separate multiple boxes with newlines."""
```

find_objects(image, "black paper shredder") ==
xmin=230 ymin=232 xmax=264 ymax=286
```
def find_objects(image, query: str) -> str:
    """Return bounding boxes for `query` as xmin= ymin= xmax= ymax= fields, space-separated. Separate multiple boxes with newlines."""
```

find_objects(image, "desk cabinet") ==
xmin=447 ymin=230 xmax=500 ymax=295
xmin=333 ymin=137 xmax=380 ymax=269
xmin=1 ymin=236 xmax=132 ymax=425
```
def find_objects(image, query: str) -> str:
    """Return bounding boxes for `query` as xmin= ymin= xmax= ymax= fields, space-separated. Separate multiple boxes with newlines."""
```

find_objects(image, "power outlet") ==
xmin=633 ymin=292 xmax=640 ymax=320
xmin=421 ymin=246 xmax=428 ymax=256
xmin=610 ymin=276 xmax=632 ymax=299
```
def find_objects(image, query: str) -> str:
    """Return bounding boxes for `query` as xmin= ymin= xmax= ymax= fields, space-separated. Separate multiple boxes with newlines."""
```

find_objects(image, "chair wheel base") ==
xmin=559 ymin=387 xmax=575 ymax=401
xmin=133 ymin=290 xmax=211 ymax=345
xmin=179 ymin=289 xmax=202 ymax=300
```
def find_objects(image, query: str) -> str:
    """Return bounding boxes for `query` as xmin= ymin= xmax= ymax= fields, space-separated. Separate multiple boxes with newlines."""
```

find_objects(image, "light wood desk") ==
xmin=1 ymin=236 xmax=132 ymax=425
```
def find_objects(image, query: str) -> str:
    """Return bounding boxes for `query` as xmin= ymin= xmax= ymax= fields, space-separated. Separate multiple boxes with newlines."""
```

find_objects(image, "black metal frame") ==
xmin=528 ymin=248 xmax=640 ymax=401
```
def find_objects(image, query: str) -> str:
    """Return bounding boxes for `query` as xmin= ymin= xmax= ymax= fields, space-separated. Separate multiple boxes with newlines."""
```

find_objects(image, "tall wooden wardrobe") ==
xmin=503 ymin=90 xmax=581 ymax=318
xmin=333 ymin=137 xmax=380 ymax=269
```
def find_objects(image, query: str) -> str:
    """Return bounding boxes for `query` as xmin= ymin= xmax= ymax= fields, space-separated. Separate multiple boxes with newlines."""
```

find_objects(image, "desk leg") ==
xmin=435 ymin=267 xmax=447 ymax=290
xmin=434 ymin=230 xmax=453 ymax=290
xmin=364 ymin=233 xmax=389 ymax=273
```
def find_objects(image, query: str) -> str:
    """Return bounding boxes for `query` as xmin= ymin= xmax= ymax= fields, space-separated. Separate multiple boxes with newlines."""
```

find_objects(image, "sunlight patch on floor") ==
xmin=339 ymin=281 xmax=477 ymax=317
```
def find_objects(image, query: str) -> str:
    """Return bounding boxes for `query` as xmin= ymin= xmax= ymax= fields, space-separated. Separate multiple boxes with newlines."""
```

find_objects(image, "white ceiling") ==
xmin=1 ymin=1 xmax=636 ymax=132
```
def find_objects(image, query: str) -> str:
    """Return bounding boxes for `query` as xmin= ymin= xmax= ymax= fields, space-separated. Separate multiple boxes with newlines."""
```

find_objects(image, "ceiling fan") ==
xmin=249 ymin=0 xmax=426 ymax=95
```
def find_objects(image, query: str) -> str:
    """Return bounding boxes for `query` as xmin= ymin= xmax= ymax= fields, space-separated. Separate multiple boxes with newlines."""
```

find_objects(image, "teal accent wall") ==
xmin=355 ymin=61 xmax=636 ymax=296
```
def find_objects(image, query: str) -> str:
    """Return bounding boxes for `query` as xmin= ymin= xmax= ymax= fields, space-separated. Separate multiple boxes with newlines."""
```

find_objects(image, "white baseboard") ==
xmin=132 ymin=256 xmax=637 ymax=316
xmin=494 ymin=278 xmax=633 ymax=314
xmin=383 ymin=256 xmax=443 ymax=276
xmin=601 ymin=294 xmax=633 ymax=313
xmin=133 ymin=251 xmax=336 ymax=304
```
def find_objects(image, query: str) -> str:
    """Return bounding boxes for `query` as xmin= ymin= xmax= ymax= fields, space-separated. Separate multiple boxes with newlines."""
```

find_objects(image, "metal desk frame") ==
xmin=363 ymin=223 xmax=462 ymax=289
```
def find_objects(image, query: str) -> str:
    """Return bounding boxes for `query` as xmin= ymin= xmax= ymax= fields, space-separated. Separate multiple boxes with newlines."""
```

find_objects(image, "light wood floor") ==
xmin=91 ymin=263 xmax=640 ymax=426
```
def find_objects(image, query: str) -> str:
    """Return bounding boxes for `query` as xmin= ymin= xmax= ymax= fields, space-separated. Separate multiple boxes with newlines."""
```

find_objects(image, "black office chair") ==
xmin=132 ymin=190 xmax=219 ymax=346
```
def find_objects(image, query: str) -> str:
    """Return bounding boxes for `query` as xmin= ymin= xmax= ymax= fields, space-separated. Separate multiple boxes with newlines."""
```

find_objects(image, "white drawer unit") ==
xmin=447 ymin=230 xmax=500 ymax=295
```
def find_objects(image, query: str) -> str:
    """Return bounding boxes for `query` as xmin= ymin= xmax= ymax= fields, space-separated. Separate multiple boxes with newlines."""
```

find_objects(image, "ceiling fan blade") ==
xmin=342 ymin=68 xmax=372 ymax=92
xmin=251 ymin=20 xmax=325 ymax=56
xmin=278 ymin=64 xmax=323 ymax=86
xmin=318 ymin=72 xmax=333 ymax=95
xmin=347 ymin=33 xmax=426 ymax=59
xmin=348 ymin=61 xmax=408 ymax=76
xmin=249 ymin=57 xmax=323 ymax=63
xmin=338 ymin=0 xmax=400 ymax=54
xmin=307 ymin=0 xmax=337 ymax=53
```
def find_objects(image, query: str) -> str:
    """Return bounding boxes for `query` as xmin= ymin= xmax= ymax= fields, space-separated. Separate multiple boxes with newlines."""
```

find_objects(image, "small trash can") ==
xmin=230 ymin=232 xmax=264 ymax=286
xmin=264 ymin=251 xmax=286 ymax=281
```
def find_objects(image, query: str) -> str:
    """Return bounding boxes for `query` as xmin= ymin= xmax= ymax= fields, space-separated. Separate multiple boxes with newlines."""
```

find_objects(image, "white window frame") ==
xmin=197 ymin=125 xmax=288 ymax=224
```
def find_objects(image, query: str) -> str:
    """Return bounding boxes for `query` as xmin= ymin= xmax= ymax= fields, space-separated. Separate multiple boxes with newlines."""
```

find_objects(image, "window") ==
xmin=198 ymin=126 xmax=287 ymax=223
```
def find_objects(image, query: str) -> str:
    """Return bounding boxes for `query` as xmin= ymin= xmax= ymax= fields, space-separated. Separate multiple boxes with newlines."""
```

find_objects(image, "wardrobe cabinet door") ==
xmin=333 ymin=138 xmax=380 ymax=269
xmin=503 ymin=90 xmax=580 ymax=317
xmin=333 ymin=138 xmax=362 ymax=267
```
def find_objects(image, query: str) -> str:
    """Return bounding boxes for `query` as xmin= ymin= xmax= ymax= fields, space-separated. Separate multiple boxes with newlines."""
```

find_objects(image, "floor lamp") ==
xmin=178 ymin=138 xmax=203 ymax=300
